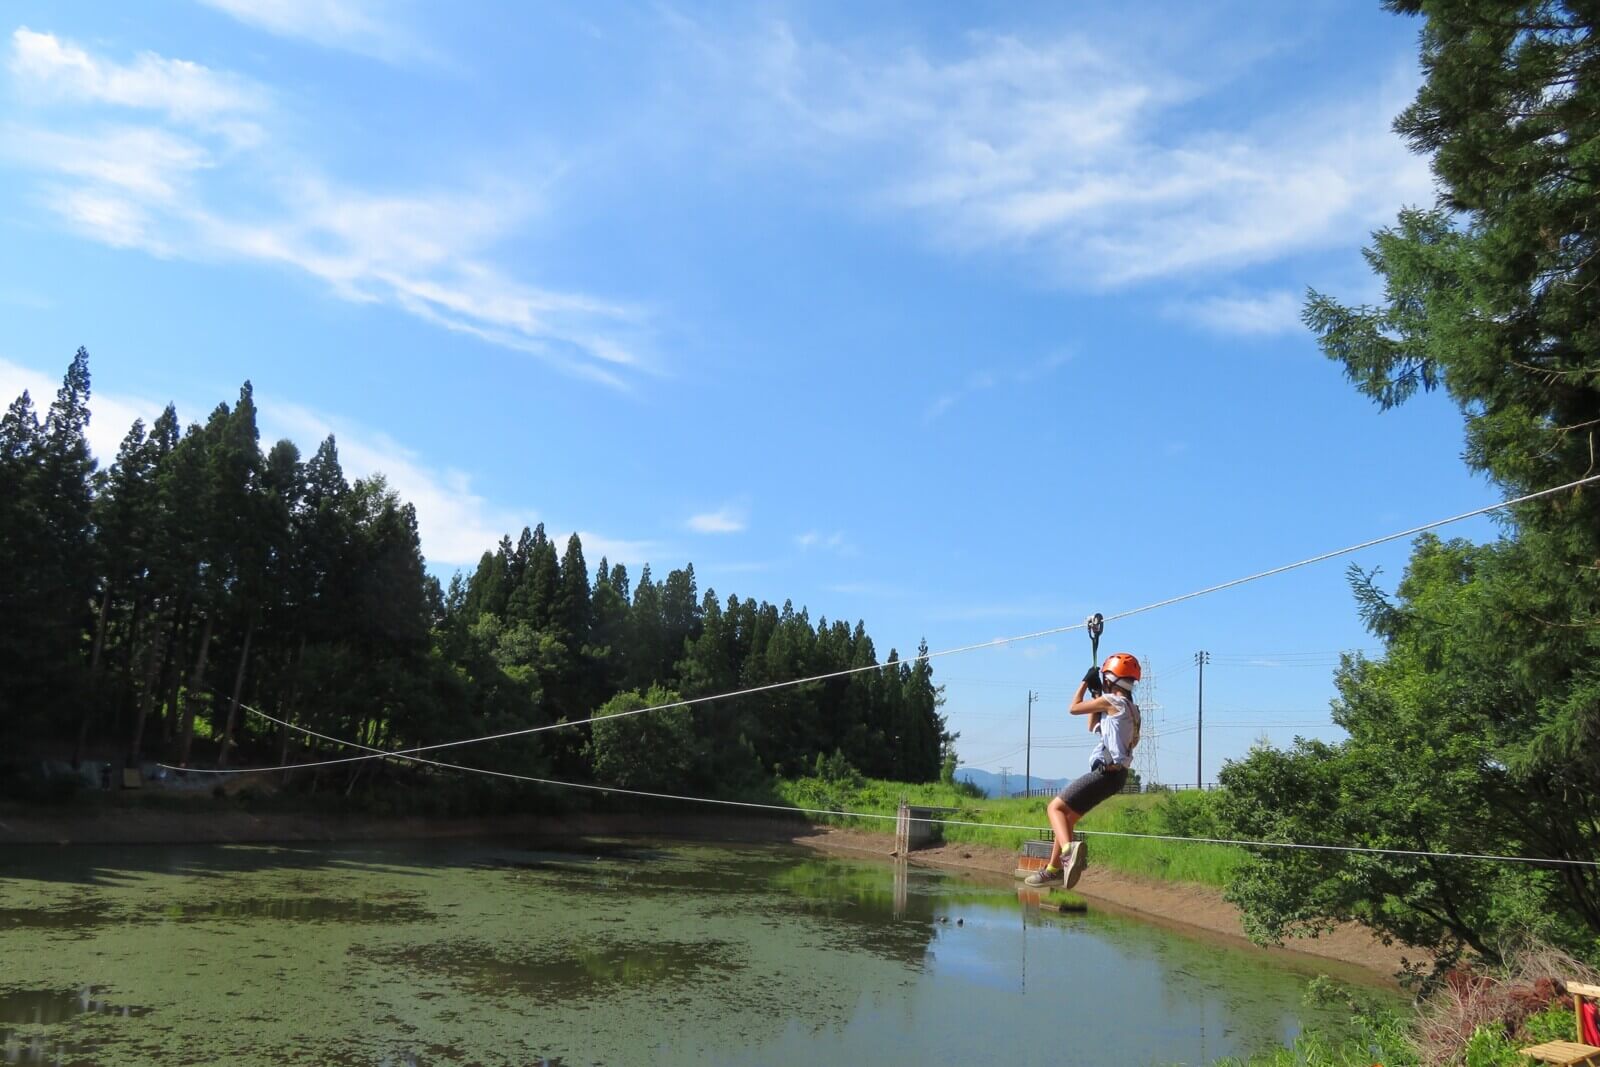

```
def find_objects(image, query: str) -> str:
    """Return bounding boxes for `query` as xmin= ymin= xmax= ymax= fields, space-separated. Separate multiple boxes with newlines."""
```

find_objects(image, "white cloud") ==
xmin=925 ymin=353 xmax=1071 ymax=422
xmin=0 ymin=288 xmax=55 ymax=310
xmin=4 ymin=29 xmax=645 ymax=388
xmin=0 ymin=357 xmax=652 ymax=569
xmin=264 ymin=401 xmax=659 ymax=568
xmin=8 ymin=125 xmax=213 ymax=201
xmin=1168 ymin=290 xmax=1305 ymax=337
xmin=0 ymin=357 xmax=166 ymax=471
xmin=702 ymin=22 xmax=1434 ymax=286
xmin=269 ymin=401 xmax=524 ymax=565
xmin=930 ymin=600 xmax=1075 ymax=622
xmin=1013 ymin=350 xmax=1073 ymax=383
xmin=10 ymin=26 xmax=266 ymax=144
xmin=688 ymin=504 xmax=747 ymax=534
xmin=573 ymin=532 xmax=658 ymax=570
xmin=196 ymin=0 xmax=436 ymax=66
xmin=699 ymin=560 xmax=774 ymax=577
xmin=795 ymin=529 xmax=850 ymax=553
xmin=825 ymin=581 xmax=901 ymax=598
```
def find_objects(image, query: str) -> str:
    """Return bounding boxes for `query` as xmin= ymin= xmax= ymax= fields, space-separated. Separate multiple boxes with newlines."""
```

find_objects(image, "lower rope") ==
xmin=155 ymin=704 xmax=1600 ymax=872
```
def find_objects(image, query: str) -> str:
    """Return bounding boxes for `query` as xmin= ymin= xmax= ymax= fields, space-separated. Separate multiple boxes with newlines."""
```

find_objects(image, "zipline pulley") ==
xmin=1085 ymin=612 xmax=1105 ymax=697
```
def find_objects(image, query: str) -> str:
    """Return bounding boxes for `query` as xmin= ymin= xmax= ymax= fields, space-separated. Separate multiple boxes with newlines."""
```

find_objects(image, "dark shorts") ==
xmin=1057 ymin=765 xmax=1128 ymax=815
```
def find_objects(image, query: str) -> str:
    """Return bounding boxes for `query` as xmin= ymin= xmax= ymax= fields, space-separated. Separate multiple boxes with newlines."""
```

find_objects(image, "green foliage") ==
xmin=1225 ymin=0 xmax=1600 ymax=972
xmin=1208 ymin=976 xmax=1416 ymax=1067
xmin=1219 ymin=536 xmax=1600 ymax=968
xmin=0 ymin=348 xmax=95 ymax=739
xmin=1442 ymin=1005 xmax=1585 ymax=1067
xmin=1 ymin=349 xmax=942 ymax=814
xmin=767 ymin=779 xmax=1247 ymax=887
xmin=589 ymin=685 xmax=695 ymax=791
xmin=813 ymin=749 xmax=862 ymax=786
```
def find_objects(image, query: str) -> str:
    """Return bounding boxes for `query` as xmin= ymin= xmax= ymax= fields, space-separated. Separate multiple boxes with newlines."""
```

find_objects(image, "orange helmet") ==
xmin=1101 ymin=653 xmax=1141 ymax=689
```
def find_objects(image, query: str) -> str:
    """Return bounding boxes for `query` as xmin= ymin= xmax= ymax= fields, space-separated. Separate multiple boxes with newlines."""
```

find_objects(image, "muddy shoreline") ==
xmin=0 ymin=803 xmax=1415 ymax=981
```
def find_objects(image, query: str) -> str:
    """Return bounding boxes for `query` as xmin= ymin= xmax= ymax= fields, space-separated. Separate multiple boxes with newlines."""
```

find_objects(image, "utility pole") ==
xmin=999 ymin=766 xmax=1011 ymax=799
xmin=1025 ymin=690 xmax=1037 ymax=797
xmin=1195 ymin=651 xmax=1210 ymax=789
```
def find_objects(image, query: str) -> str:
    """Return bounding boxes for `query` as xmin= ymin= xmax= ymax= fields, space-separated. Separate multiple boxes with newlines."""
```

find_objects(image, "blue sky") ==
xmin=0 ymin=1 xmax=1501 ymax=784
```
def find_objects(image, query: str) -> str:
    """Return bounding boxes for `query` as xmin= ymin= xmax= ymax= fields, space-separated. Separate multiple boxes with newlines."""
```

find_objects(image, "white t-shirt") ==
xmin=1091 ymin=692 xmax=1140 ymax=768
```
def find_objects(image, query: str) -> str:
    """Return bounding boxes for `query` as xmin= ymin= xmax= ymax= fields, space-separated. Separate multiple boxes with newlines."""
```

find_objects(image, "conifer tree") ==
xmin=0 ymin=390 xmax=44 ymax=736
xmin=1226 ymin=0 xmax=1600 ymax=965
xmin=558 ymin=534 xmax=590 ymax=651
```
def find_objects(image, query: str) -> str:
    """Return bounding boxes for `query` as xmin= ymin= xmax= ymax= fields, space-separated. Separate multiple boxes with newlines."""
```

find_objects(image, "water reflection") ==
xmin=352 ymin=936 xmax=744 ymax=1001
xmin=0 ymin=986 xmax=149 ymax=1066
xmin=0 ymin=986 xmax=149 ymax=1026
xmin=0 ymin=838 xmax=1392 ymax=1066
xmin=161 ymin=894 xmax=432 ymax=924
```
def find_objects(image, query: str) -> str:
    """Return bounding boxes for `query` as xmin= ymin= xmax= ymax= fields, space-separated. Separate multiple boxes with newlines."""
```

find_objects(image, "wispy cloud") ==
xmin=687 ymin=503 xmax=747 ymax=534
xmin=701 ymin=560 xmax=773 ymax=575
xmin=0 ymin=287 xmax=55 ymax=310
xmin=9 ymin=125 xmax=214 ymax=201
xmin=1168 ymin=289 xmax=1304 ymax=337
xmin=925 ymin=352 xmax=1071 ymax=422
xmin=10 ymin=26 xmax=266 ymax=144
xmin=4 ymin=28 xmax=645 ymax=388
xmin=270 ymin=400 xmax=529 ymax=565
xmin=924 ymin=393 xmax=958 ymax=421
xmin=684 ymin=19 xmax=1433 ymax=287
xmin=266 ymin=402 xmax=657 ymax=567
xmin=796 ymin=529 xmax=852 ymax=555
xmin=0 ymin=357 xmax=164 ymax=469
xmin=195 ymin=0 xmax=437 ymax=66
xmin=930 ymin=600 xmax=1076 ymax=623
xmin=923 ymin=369 xmax=994 ymax=422
xmin=825 ymin=581 xmax=901 ymax=598
xmin=0 ymin=356 xmax=653 ymax=568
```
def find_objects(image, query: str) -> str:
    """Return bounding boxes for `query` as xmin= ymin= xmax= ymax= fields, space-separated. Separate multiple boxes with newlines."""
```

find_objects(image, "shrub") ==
xmin=1411 ymin=944 xmax=1599 ymax=1066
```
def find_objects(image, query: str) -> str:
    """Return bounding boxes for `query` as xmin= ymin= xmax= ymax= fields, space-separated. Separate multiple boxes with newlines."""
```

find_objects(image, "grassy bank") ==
xmin=1212 ymin=992 xmax=1581 ymax=1066
xmin=771 ymin=775 xmax=1246 ymax=888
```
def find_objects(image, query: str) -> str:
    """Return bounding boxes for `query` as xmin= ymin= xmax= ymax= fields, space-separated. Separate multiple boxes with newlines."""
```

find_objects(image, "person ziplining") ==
xmin=1026 ymin=615 xmax=1141 ymax=889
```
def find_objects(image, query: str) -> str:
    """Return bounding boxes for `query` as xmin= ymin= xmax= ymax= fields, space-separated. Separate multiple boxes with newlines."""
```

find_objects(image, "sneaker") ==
xmin=1023 ymin=864 xmax=1062 ymax=887
xmin=1064 ymin=840 xmax=1088 ymax=889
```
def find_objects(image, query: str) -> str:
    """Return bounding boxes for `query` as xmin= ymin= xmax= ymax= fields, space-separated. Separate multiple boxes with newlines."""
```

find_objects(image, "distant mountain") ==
xmin=954 ymin=767 xmax=1064 ymax=799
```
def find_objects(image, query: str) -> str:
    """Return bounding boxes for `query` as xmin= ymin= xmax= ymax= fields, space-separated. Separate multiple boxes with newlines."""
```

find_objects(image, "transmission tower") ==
xmin=1137 ymin=654 xmax=1159 ymax=788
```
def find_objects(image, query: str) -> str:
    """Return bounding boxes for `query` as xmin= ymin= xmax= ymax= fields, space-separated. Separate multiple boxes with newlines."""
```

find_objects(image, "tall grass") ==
xmin=1212 ymin=945 xmax=1599 ymax=1066
xmin=771 ymin=775 xmax=1246 ymax=888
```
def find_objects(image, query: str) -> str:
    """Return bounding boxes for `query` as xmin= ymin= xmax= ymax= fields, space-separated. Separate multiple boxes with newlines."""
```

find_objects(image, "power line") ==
xmin=169 ymin=473 xmax=1600 ymax=778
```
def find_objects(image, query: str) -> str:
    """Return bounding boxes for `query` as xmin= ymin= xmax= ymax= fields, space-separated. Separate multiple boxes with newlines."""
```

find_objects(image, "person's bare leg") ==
xmin=1045 ymin=797 xmax=1071 ymax=868
xmin=1062 ymin=806 xmax=1088 ymax=887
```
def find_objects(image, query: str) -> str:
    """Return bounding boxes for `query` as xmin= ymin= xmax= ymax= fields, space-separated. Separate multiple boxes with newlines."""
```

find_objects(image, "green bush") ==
xmin=1212 ymin=978 xmax=1418 ymax=1066
xmin=765 ymin=776 xmax=1247 ymax=886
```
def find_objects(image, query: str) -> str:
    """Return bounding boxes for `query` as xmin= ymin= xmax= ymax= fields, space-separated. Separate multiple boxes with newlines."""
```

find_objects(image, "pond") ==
xmin=0 ymin=838 xmax=1387 ymax=1065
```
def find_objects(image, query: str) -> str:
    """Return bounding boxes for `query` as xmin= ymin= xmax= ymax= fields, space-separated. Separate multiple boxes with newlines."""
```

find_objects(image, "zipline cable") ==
xmin=163 ymin=472 xmax=1600 ymax=778
xmin=211 ymin=703 xmax=1600 ymax=871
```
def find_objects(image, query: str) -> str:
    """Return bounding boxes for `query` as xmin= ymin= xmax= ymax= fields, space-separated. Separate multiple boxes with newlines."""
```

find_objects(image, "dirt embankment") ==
xmin=0 ymin=804 xmax=1415 ymax=981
